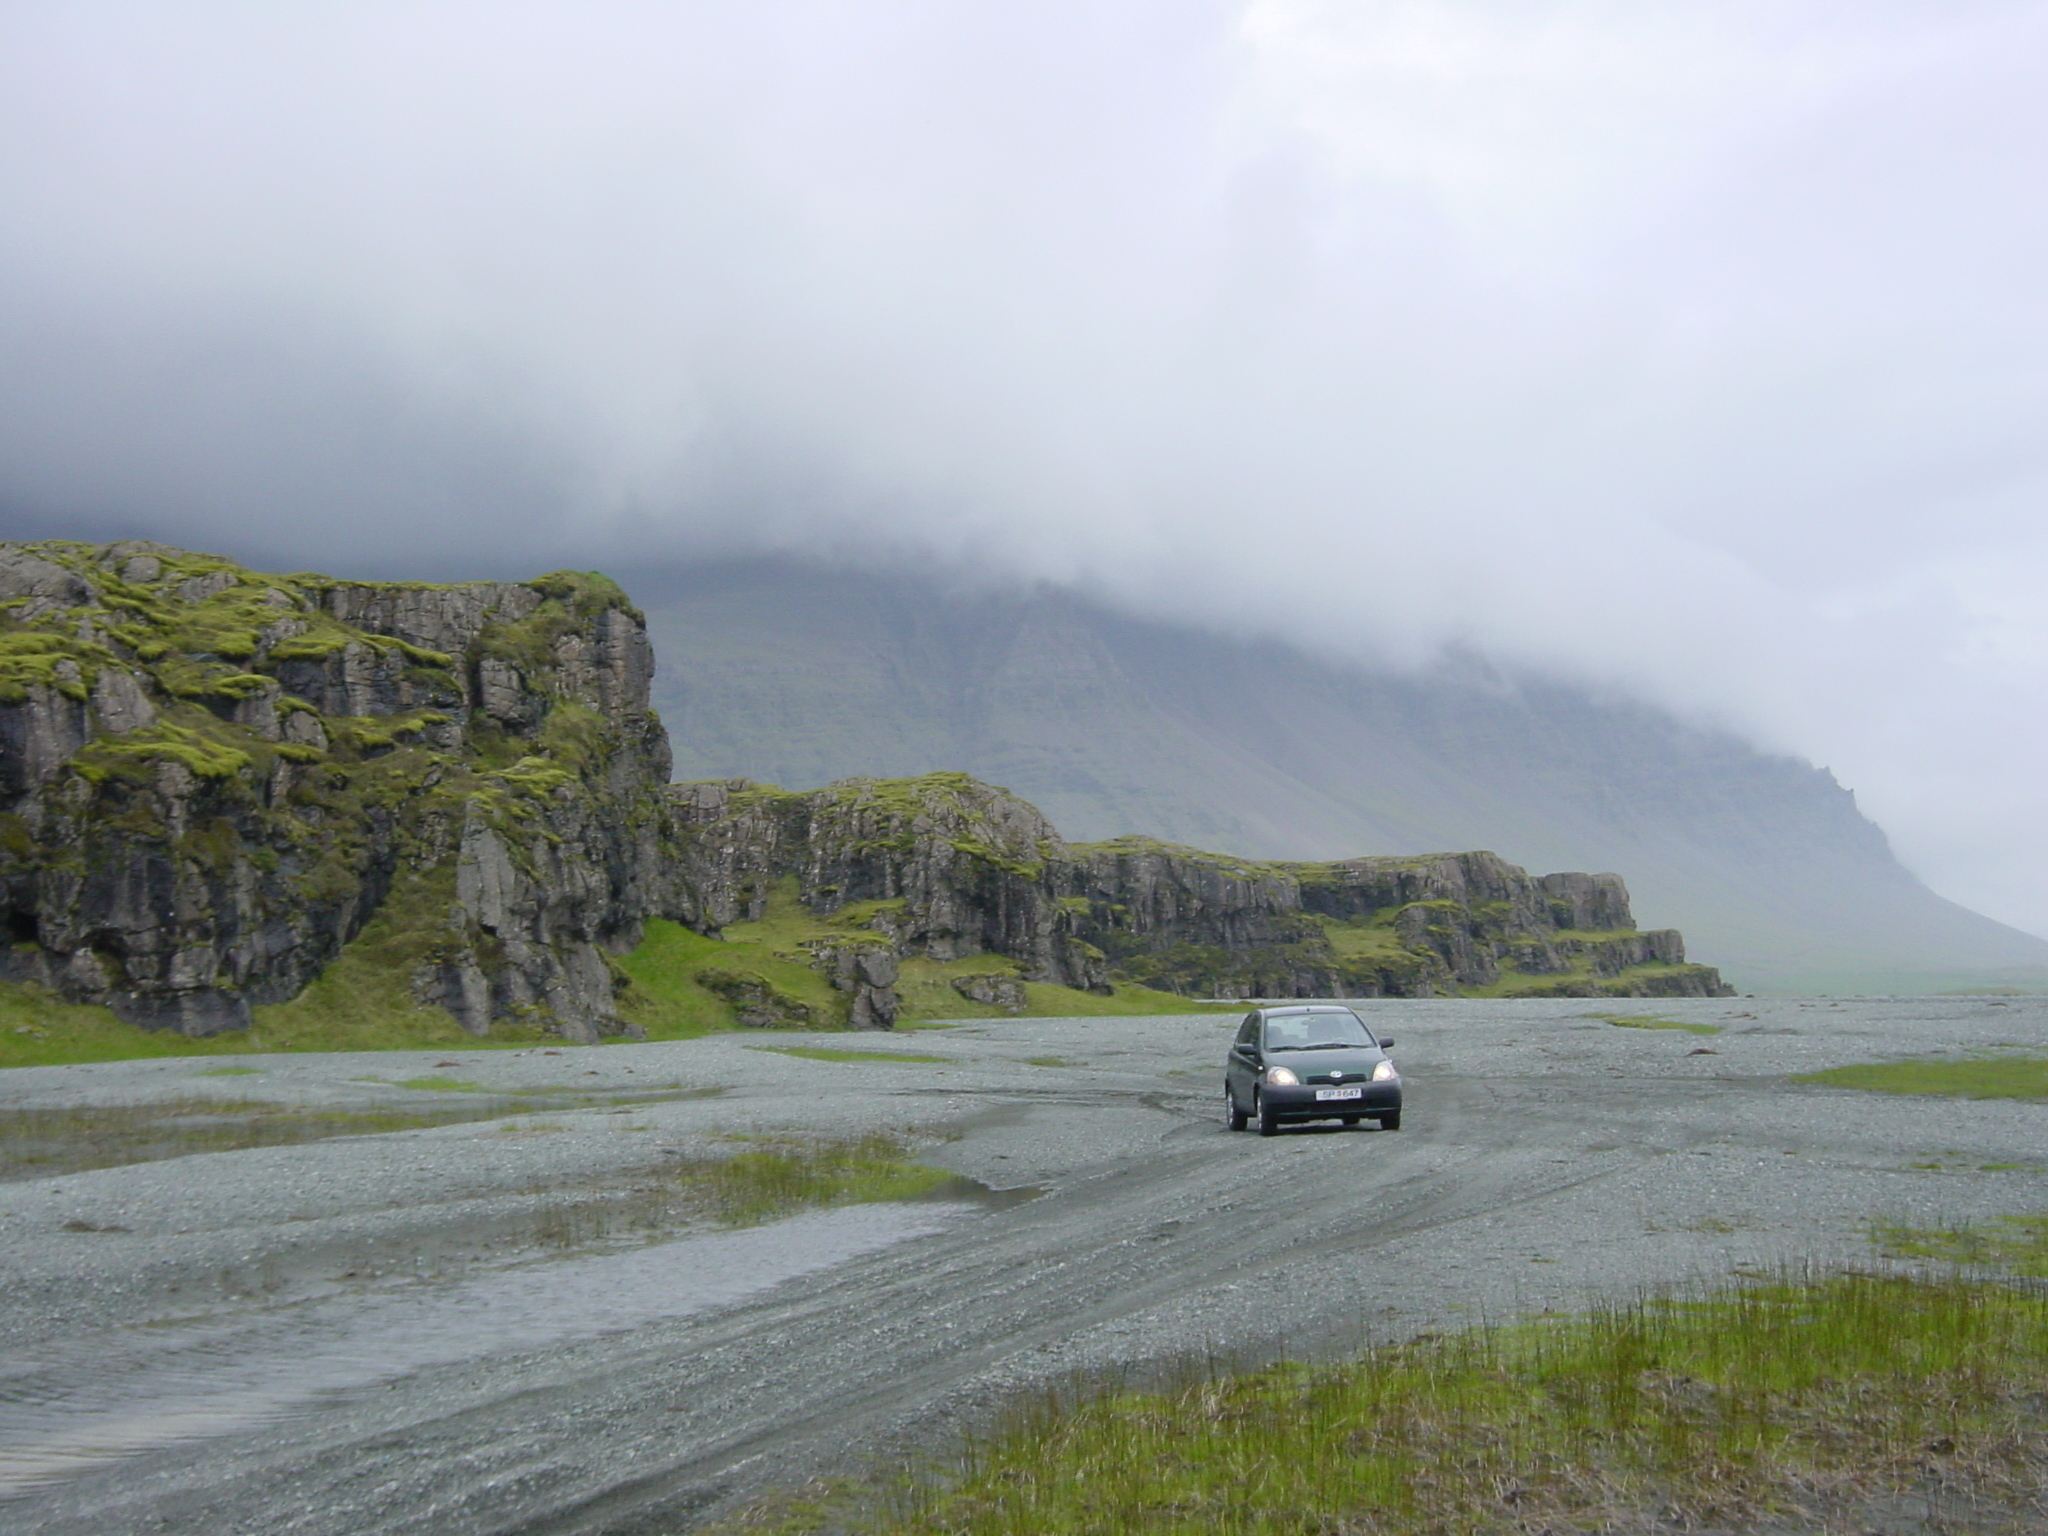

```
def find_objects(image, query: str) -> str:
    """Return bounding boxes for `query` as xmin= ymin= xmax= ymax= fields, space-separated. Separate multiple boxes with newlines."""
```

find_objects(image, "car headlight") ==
xmin=1265 ymin=1066 xmax=1299 ymax=1086
xmin=1371 ymin=1060 xmax=1399 ymax=1082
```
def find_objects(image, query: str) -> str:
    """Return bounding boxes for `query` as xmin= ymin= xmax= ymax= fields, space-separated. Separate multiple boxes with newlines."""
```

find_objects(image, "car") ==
xmin=1223 ymin=1004 xmax=1401 ymax=1135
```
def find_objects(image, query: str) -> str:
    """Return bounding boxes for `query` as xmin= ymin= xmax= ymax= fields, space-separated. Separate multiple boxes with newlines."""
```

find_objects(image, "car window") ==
xmin=1262 ymin=1011 xmax=1373 ymax=1050
xmin=1236 ymin=1015 xmax=1258 ymax=1045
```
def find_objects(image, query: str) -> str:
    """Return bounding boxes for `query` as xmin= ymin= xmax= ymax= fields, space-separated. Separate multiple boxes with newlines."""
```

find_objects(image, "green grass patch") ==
xmin=894 ymin=955 xmax=1027 ymax=1020
xmin=622 ymin=902 xmax=851 ymax=1033
xmin=391 ymin=1075 xmax=485 ymax=1092
xmin=196 ymin=1065 xmax=263 ymax=1076
xmin=676 ymin=1133 xmax=951 ymax=1225
xmin=1871 ymin=1215 xmax=2048 ymax=1275
xmin=1596 ymin=1013 xmax=1722 ymax=1036
xmin=1025 ymin=1056 xmax=1070 ymax=1067
xmin=0 ymin=982 xmax=266 ymax=1069
xmin=1308 ymin=913 xmax=1417 ymax=965
xmin=1796 ymin=1052 xmax=2048 ymax=1100
xmin=615 ymin=917 xmax=748 ymax=1037
xmin=719 ymin=878 xmax=878 ymax=951
xmin=739 ymin=1269 xmax=2048 ymax=1535
xmin=756 ymin=1046 xmax=949 ymax=1065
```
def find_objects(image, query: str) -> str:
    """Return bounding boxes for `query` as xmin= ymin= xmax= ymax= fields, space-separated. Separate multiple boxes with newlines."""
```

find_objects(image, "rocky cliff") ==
xmin=662 ymin=774 xmax=1732 ymax=1020
xmin=1068 ymin=840 xmax=1718 ymax=999
xmin=0 ymin=541 xmax=1727 ymax=1045
xmin=0 ymin=540 xmax=672 ymax=1038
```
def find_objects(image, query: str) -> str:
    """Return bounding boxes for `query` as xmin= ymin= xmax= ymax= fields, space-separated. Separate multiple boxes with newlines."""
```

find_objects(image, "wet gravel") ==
xmin=2 ymin=994 xmax=2046 ymax=1533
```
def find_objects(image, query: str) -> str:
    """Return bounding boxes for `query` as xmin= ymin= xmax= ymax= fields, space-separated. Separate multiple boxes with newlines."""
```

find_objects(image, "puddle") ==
xmin=0 ymin=1199 xmax=981 ymax=1498
xmin=914 ymin=1173 xmax=1042 ymax=1211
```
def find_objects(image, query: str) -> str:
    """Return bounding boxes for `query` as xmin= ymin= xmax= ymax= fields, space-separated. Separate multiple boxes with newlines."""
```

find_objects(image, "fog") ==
xmin=2 ymin=1 xmax=2044 ymax=937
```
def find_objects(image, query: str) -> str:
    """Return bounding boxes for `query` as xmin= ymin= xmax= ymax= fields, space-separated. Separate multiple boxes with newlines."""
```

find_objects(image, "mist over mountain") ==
xmin=643 ymin=559 xmax=2048 ymax=996
xmin=3 ymin=3 xmax=2045 ymax=948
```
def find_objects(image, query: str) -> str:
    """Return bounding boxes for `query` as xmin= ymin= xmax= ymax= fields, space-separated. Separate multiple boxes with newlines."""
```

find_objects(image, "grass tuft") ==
xmin=679 ymin=1133 xmax=952 ymax=1225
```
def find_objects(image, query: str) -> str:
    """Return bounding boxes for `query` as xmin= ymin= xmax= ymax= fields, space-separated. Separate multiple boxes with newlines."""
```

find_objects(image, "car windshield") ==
xmin=1262 ymin=1012 xmax=1373 ymax=1051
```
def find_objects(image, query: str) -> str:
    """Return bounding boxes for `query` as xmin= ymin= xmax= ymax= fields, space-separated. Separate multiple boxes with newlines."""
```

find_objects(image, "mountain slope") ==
xmin=640 ymin=558 xmax=2048 ymax=994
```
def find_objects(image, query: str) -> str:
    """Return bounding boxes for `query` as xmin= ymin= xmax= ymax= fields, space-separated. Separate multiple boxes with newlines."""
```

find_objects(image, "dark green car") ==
xmin=1223 ymin=1005 xmax=1402 ymax=1135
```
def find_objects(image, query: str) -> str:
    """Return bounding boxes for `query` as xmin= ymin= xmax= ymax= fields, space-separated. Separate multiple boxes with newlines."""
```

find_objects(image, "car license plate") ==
xmin=1315 ymin=1087 xmax=1363 ymax=1101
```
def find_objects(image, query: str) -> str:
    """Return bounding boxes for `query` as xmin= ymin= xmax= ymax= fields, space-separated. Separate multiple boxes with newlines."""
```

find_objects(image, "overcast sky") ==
xmin=2 ymin=0 xmax=2044 ymax=938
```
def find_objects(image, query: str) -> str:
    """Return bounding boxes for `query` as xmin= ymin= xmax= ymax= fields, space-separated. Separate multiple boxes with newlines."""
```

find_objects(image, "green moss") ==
xmin=537 ymin=701 xmax=613 ymax=772
xmin=0 ymin=632 xmax=103 ymax=702
xmin=527 ymin=569 xmax=642 ymax=621
xmin=0 ymin=813 xmax=36 ymax=860
xmin=330 ymin=712 xmax=449 ymax=754
xmin=72 ymin=722 xmax=252 ymax=782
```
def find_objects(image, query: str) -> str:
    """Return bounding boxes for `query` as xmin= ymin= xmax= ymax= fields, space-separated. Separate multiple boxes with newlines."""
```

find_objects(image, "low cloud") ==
xmin=2 ymin=0 xmax=2044 ymax=935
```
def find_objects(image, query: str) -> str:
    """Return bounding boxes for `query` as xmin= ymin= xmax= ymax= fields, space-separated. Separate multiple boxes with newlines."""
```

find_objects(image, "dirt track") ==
xmin=3 ymin=995 xmax=2046 ymax=1535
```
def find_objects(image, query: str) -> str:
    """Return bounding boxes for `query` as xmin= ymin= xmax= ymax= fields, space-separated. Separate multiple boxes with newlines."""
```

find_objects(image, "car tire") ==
xmin=1256 ymin=1090 xmax=1281 ymax=1137
xmin=1377 ymin=1110 xmax=1402 ymax=1132
xmin=1224 ymin=1087 xmax=1248 ymax=1132
xmin=1339 ymin=1114 xmax=1361 ymax=1127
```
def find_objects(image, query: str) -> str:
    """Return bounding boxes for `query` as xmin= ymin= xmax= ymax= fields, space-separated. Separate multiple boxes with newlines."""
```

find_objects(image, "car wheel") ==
xmin=1256 ymin=1089 xmax=1281 ymax=1137
xmin=1377 ymin=1110 xmax=1402 ymax=1132
xmin=1224 ymin=1087 xmax=1248 ymax=1132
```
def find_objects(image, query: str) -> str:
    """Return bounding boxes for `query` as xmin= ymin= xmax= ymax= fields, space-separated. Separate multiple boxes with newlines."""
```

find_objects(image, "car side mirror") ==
xmin=1378 ymin=1037 xmax=1395 ymax=1049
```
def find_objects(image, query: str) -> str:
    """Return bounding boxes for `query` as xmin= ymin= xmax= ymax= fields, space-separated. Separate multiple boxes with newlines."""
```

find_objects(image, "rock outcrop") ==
xmin=1066 ymin=842 xmax=1726 ymax=998
xmin=664 ymin=775 xmax=1734 ymax=1016
xmin=664 ymin=773 xmax=1109 ymax=1027
xmin=0 ymin=541 xmax=672 ymax=1038
xmin=0 ymin=540 xmax=1729 ymax=1041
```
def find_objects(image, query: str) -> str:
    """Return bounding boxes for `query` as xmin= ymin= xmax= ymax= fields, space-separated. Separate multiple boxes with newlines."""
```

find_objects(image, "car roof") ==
xmin=1257 ymin=1005 xmax=1356 ymax=1016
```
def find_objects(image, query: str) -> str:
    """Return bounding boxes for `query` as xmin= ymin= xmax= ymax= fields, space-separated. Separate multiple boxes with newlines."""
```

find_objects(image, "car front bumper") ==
xmin=1261 ymin=1083 xmax=1401 ymax=1120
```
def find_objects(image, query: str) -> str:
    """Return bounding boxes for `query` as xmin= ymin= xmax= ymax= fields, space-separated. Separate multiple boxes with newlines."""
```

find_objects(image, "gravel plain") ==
xmin=2 ymin=993 xmax=2046 ymax=1534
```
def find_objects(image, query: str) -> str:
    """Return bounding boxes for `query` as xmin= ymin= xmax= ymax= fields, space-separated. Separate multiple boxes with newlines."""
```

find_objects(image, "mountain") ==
xmin=640 ymin=558 xmax=2048 ymax=995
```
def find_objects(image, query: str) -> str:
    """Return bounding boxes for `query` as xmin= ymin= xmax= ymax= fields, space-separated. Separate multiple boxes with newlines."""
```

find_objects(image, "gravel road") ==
xmin=4 ymin=994 xmax=2046 ymax=1534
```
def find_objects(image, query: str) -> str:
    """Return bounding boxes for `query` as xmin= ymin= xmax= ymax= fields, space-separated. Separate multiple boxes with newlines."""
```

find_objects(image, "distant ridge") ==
xmin=639 ymin=557 xmax=2048 ymax=995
